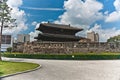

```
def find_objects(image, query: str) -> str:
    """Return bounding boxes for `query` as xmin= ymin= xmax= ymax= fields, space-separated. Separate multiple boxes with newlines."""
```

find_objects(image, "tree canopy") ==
xmin=107 ymin=35 xmax=120 ymax=43
xmin=0 ymin=0 xmax=16 ymax=60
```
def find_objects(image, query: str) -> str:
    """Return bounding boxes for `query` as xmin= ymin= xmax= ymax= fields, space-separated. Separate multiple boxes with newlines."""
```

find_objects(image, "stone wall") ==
xmin=13 ymin=42 xmax=120 ymax=54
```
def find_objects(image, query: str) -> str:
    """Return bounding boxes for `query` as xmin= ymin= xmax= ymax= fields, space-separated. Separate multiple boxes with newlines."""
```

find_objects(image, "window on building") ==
xmin=1 ymin=35 xmax=11 ymax=44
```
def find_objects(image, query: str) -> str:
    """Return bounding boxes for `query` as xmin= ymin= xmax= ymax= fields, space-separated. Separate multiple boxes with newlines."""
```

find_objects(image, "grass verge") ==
xmin=0 ymin=61 xmax=39 ymax=76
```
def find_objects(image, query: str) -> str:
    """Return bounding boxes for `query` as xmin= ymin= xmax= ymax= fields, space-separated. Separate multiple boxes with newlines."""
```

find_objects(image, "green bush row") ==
xmin=3 ymin=53 xmax=120 ymax=60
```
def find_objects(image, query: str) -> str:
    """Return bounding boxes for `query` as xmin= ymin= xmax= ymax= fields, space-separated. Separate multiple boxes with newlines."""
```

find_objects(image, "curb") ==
xmin=0 ymin=64 xmax=41 ymax=78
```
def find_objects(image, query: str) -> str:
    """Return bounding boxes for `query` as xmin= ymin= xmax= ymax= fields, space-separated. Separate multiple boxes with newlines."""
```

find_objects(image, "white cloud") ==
xmin=32 ymin=21 xmax=38 ymax=26
xmin=7 ymin=0 xmax=22 ymax=7
xmin=114 ymin=0 xmax=120 ymax=11
xmin=93 ymin=0 xmax=120 ymax=41
xmin=2 ymin=0 xmax=28 ymax=36
xmin=55 ymin=0 xmax=103 ymax=27
xmin=35 ymin=23 xmax=40 ymax=29
xmin=29 ymin=23 xmax=41 ymax=42
xmin=105 ymin=0 xmax=120 ymax=22
xmin=29 ymin=31 xmax=40 ymax=42
xmin=54 ymin=0 xmax=120 ymax=42
xmin=105 ymin=11 xmax=120 ymax=22
xmin=55 ymin=0 xmax=105 ymax=41
xmin=3 ymin=23 xmax=27 ymax=35
xmin=55 ymin=0 xmax=104 ymax=34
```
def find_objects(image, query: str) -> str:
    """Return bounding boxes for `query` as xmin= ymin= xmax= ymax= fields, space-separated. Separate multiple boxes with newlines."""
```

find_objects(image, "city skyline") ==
xmin=2 ymin=0 xmax=120 ymax=42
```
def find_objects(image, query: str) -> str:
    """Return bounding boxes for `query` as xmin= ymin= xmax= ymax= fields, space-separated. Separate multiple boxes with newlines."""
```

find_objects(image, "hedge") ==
xmin=2 ymin=53 xmax=120 ymax=60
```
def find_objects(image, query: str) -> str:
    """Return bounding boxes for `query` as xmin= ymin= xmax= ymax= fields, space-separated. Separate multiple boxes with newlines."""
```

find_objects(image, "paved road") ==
xmin=1 ymin=57 xmax=120 ymax=80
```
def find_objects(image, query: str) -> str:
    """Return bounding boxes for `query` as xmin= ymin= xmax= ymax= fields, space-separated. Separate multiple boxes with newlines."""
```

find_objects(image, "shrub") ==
xmin=7 ymin=47 xmax=12 ymax=52
xmin=3 ymin=53 xmax=120 ymax=60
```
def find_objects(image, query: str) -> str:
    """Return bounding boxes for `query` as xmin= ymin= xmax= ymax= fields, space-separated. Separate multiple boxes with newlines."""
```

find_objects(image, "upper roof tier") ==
xmin=36 ymin=23 xmax=83 ymax=35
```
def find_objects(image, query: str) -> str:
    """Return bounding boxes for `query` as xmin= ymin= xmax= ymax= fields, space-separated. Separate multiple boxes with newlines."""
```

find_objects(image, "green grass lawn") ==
xmin=0 ymin=61 xmax=39 ymax=76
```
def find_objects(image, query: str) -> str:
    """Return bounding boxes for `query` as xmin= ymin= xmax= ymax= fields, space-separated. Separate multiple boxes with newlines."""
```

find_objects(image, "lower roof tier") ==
xmin=35 ymin=33 xmax=84 ymax=42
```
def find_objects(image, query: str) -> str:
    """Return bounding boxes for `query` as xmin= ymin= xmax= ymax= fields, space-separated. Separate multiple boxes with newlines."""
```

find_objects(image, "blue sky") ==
xmin=4 ymin=0 xmax=120 ymax=42
xmin=19 ymin=0 xmax=65 ymax=33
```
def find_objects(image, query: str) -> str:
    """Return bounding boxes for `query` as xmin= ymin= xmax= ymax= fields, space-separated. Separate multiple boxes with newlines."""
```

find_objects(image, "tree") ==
xmin=107 ymin=35 xmax=120 ymax=43
xmin=0 ymin=0 xmax=16 ymax=60
xmin=7 ymin=47 xmax=12 ymax=52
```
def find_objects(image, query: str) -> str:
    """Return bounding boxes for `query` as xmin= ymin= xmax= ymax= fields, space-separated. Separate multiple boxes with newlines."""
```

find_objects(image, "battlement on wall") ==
xmin=13 ymin=42 xmax=120 ymax=54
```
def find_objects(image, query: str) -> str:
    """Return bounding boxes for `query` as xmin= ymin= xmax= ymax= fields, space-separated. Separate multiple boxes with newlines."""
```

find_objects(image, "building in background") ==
xmin=17 ymin=34 xmax=30 ymax=43
xmin=95 ymin=33 xmax=99 ymax=42
xmin=0 ymin=34 xmax=13 ymax=51
xmin=87 ymin=31 xmax=99 ymax=42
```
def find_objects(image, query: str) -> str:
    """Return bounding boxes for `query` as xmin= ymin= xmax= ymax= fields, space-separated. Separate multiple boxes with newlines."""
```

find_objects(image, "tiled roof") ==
xmin=37 ymin=33 xmax=84 ymax=39
xmin=39 ymin=23 xmax=83 ymax=31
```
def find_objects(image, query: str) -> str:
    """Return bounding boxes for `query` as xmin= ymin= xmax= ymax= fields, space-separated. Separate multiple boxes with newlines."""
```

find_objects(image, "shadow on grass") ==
xmin=0 ymin=72 xmax=3 ymax=76
xmin=0 ymin=72 xmax=4 ymax=80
